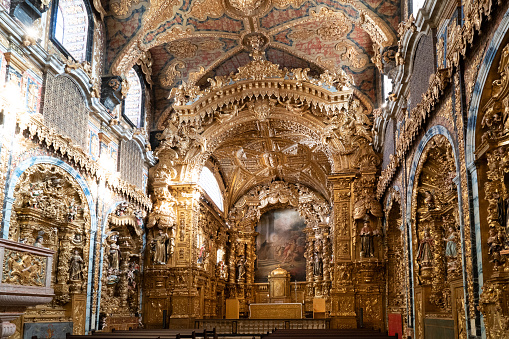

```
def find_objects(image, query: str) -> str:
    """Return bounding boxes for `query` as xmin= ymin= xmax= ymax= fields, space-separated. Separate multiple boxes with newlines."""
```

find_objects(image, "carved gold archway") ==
xmin=8 ymin=163 xmax=91 ymax=335
xmin=226 ymin=180 xmax=332 ymax=302
xmin=409 ymin=134 xmax=465 ymax=339
xmin=153 ymin=57 xmax=378 ymax=190
xmin=475 ymin=42 xmax=509 ymax=339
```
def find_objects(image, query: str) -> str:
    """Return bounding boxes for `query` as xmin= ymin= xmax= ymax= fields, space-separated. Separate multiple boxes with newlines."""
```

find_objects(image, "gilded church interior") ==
xmin=0 ymin=0 xmax=508 ymax=337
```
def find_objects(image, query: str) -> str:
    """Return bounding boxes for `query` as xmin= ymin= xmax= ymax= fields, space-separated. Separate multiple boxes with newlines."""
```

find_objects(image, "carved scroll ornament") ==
xmin=481 ymin=43 xmax=509 ymax=143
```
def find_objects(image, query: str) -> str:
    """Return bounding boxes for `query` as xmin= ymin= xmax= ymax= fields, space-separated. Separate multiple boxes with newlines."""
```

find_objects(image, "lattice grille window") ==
xmin=42 ymin=74 xmax=88 ymax=148
xmin=119 ymin=139 xmax=144 ymax=189
xmin=123 ymin=69 xmax=143 ymax=128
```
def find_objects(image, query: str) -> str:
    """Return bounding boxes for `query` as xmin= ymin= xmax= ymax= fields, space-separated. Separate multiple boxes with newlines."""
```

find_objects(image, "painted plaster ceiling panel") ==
xmin=105 ymin=7 xmax=147 ymax=69
xmin=186 ymin=16 xmax=244 ymax=33
xmin=259 ymin=1 xmax=317 ymax=31
xmin=103 ymin=0 xmax=400 ymax=75
xmin=265 ymin=47 xmax=323 ymax=75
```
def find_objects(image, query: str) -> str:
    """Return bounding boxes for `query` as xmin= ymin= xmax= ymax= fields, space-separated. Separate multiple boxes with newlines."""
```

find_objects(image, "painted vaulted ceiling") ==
xmin=101 ymin=0 xmax=398 ymax=205
xmin=103 ymin=0 xmax=399 ymax=127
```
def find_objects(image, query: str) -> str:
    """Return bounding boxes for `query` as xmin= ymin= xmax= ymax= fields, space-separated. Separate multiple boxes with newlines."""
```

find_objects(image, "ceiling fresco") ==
xmin=102 ymin=0 xmax=399 ymax=123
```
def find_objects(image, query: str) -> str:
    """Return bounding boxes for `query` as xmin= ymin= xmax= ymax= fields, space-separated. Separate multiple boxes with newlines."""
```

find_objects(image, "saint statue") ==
xmin=34 ymin=231 xmax=45 ymax=248
xmin=487 ymin=228 xmax=505 ymax=269
xmin=197 ymin=242 xmax=206 ymax=264
xmin=313 ymin=251 xmax=323 ymax=276
xmin=360 ymin=220 xmax=374 ymax=258
xmin=443 ymin=226 xmax=458 ymax=258
xmin=236 ymin=256 xmax=246 ymax=281
xmin=69 ymin=250 xmax=84 ymax=281
xmin=109 ymin=235 xmax=121 ymax=274
xmin=417 ymin=228 xmax=433 ymax=267
xmin=33 ymin=235 xmax=44 ymax=248
xmin=218 ymin=260 xmax=228 ymax=279
xmin=67 ymin=203 xmax=79 ymax=222
xmin=152 ymin=229 xmax=169 ymax=265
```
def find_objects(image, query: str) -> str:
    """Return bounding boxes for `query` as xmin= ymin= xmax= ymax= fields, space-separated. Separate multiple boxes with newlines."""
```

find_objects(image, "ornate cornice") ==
xmin=21 ymin=114 xmax=152 ymax=210
xmin=169 ymin=59 xmax=354 ymax=115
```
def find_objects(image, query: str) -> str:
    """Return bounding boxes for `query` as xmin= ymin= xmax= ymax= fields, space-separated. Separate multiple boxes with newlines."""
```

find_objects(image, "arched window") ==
xmin=199 ymin=167 xmax=224 ymax=212
xmin=382 ymin=74 xmax=393 ymax=102
xmin=51 ymin=0 xmax=93 ymax=62
xmin=412 ymin=0 xmax=426 ymax=17
xmin=123 ymin=68 xmax=144 ymax=128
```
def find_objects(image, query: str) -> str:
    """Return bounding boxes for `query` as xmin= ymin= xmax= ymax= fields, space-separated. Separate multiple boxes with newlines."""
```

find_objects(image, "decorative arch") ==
xmin=465 ymin=9 xmax=509 ymax=337
xmin=154 ymin=57 xmax=377 ymax=187
xmin=228 ymin=180 xmax=331 ymax=295
xmin=1 ymin=156 xmax=97 ymax=332
xmin=406 ymin=125 xmax=468 ymax=338
xmin=229 ymin=180 xmax=330 ymax=231
xmin=465 ymin=11 xmax=509 ymax=297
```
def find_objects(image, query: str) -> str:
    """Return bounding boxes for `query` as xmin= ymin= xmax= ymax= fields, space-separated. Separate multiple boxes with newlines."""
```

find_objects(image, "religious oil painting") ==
xmin=255 ymin=209 xmax=306 ymax=282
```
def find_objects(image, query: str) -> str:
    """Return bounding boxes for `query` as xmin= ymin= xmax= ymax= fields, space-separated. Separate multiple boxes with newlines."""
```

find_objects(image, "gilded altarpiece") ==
xmin=410 ymin=135 xmax=464 ymax=339
xmin=8 ymin=164 xmax=90 ymax=336
xmin=477 ymin=42 xmax=509 ymax=339
xmin=227 ymin=181 xmax=332 ymax=316
xmin=143 ymin=52 xmax=384 ymax=328
xmin=143 ymin=172 xmax=228 ymax=328
xmin=99 ymin=202 xmax=144 ymax=331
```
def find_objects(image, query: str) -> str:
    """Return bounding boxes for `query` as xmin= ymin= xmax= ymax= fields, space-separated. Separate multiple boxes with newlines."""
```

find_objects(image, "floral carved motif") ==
xmin=2 ymin=249 xmax=47 ymax=286
xmin=166 ymin=40 xmax=198 ymax=59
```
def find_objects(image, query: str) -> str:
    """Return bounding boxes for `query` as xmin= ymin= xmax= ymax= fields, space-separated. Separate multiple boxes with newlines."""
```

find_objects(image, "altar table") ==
xmin=249 ymin=303 xmax=303 ymax=319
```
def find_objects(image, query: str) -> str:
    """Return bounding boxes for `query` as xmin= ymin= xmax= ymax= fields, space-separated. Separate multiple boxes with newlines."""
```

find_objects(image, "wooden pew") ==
xmin=261 ymin=329 xmax=398 ymax=339
xmin=53 ymin=328 xmax=216 ymax=339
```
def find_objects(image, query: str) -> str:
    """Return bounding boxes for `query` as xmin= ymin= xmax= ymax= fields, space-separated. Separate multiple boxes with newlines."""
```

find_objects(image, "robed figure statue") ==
xmin=152 ymin=229 xmax=169 ymax=265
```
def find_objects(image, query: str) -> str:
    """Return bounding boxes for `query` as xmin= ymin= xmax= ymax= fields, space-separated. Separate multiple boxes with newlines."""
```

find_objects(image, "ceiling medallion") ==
xmin=242 ymin=33 xmax=269 ymax=60
xmin=229 ymin=0 xmax=263 ymax=14
xmin=223 ymin=0 xmax=269 ymax=17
